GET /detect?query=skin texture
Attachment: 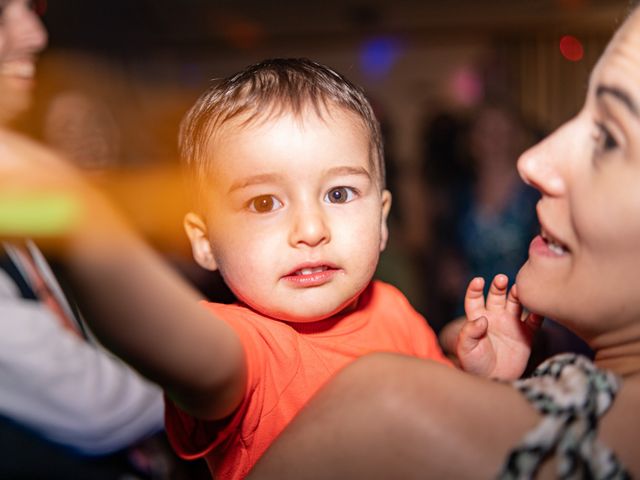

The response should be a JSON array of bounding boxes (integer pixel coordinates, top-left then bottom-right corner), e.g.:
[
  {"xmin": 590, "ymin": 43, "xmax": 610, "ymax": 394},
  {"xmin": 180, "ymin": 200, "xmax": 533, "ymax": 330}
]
[
  {"xmin": 0, "ymin": 0, "xmax": 47, "ymax": 125},
  {"xmin": 248, "ymin": 8, "xmax": 640, "ymax": 478},
  {"xmin": 185, "ymin": 106, "xmax": 391, "ymax": 323},
  {"xmin": 248, "ymin": 353, "xmax": 542, "ymax": 479}
]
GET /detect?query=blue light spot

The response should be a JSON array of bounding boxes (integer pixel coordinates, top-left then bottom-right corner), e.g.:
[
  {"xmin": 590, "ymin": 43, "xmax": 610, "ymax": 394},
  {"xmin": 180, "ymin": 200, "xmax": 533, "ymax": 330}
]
[{"xmin": 360, "ymin": 37, "xmax": 402, "ymax": 79}]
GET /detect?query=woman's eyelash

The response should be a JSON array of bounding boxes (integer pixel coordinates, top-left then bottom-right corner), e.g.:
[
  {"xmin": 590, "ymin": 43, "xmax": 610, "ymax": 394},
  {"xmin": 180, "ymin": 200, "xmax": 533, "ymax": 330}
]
[{"xmin": 595, "ymin": 123, "xmax": 618, "ymax": 152}]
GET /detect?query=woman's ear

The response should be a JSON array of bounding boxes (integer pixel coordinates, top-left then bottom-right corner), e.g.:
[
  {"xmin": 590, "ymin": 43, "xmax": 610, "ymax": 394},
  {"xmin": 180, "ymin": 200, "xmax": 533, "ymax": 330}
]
[{"xmin": 184, "ymin": 212, "xmax": 218, "ymax": 271}]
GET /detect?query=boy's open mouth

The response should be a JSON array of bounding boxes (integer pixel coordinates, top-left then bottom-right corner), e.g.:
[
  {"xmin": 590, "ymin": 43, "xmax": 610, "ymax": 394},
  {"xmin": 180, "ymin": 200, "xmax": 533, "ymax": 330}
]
[
  {"xmin": 282, "ymin": 264, "xmax": 340, "ymax": 286},
  {"xmin": 293, "ymin": 266, "xmax": 330, "ymax": 276}
]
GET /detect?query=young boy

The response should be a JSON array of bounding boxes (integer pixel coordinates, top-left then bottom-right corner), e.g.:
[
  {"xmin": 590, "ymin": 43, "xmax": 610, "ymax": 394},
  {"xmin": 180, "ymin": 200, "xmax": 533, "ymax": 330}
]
[{"xmin": 165, "ymin": 57, "xmax": 452, "ymax": 478}]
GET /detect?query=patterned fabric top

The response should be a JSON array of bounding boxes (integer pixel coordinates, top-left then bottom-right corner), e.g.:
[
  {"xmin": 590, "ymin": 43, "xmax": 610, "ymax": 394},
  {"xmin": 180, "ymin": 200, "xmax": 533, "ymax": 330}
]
[{"xmin": 498, "ymin": 353, "xmax": 631, "ymax": 480}]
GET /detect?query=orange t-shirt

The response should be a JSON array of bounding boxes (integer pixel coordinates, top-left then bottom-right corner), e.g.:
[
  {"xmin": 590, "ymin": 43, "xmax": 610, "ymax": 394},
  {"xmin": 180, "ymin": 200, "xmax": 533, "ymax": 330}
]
[{"xmin": 165, "ymin": 281, "xmax": 451, "ymax": 479}]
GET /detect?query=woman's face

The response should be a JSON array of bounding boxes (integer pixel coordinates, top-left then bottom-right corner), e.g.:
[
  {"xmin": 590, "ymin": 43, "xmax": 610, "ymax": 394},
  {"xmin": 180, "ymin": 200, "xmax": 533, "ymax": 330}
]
[
  {"xmin": 516, "ymin": 8, "xmax": 640, "ymax": 343},
  {"xmin": 0, "ymin": 0, "xmax": 47, "ymax": 125}
]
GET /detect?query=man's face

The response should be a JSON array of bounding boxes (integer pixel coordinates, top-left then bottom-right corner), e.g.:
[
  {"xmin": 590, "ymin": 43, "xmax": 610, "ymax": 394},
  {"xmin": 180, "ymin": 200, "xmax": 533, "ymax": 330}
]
[
  {"xmin": 0, "ymin": 0, "xmax": 47, "ymax": 125},
  {"xmin": 185, "ymin": 106, "xmax": 391, "ymax": 323}
]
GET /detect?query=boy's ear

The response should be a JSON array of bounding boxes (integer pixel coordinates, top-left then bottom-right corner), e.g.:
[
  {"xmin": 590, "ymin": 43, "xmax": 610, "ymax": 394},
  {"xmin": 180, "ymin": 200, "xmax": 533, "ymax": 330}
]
[
  {"xmin": 379, "ymin": 189, "xmax": 392, "ymax": 252},
  {"xmin": 184, "ymin": 212, "xmax": 218, "ymax": 271}
]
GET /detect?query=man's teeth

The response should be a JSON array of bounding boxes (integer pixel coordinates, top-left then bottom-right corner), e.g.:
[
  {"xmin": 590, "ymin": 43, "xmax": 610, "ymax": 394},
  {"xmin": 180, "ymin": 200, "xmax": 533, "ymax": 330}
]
[{"xmin": 296, "ymin": 266, "xmax": 328, "ymax": 275}]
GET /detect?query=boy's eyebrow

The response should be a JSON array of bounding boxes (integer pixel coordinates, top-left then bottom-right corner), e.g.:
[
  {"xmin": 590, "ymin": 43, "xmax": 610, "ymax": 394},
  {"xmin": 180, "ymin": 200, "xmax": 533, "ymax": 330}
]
[
  {"xmin": 228, "ymin": 173, "xmax": 285, "ymax": 193},
  {"xmin": 596, "ymin": 84, "xmax": 639, "ymax": 117},
  {"xmin": 228, "ymin": 166, "xmax": 372, "ymax": 194},
  {"xmin": 325, "ymin": 166, "xmax": 372, "ymax": 179}
]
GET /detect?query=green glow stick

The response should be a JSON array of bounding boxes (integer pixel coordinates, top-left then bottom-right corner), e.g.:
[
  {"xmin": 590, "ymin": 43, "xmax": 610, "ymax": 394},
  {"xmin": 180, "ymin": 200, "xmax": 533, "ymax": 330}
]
[{"xmin": 0, "ymin": 193, "xmax": 80, "ymax": 236}]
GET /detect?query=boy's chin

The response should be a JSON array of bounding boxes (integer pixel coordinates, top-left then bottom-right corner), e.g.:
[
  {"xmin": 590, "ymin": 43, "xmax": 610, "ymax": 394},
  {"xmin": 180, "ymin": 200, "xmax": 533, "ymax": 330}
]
[{"xmin": 267, "ymin": 297, "xmax": 360, "ymax": 324}]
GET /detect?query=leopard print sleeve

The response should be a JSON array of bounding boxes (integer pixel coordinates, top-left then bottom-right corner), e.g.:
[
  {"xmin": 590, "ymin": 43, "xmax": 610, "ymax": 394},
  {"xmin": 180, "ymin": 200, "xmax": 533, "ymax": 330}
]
[{"xmin": 498, "ymin": 353, "xmax": 630, "ymax": 480}]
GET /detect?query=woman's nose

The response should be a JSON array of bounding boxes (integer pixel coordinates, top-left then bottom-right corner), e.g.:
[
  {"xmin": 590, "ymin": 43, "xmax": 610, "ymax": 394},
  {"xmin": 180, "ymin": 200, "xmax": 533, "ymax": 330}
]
[{"xmin": 517, "ymin": 130, "xmax": 567, "ymax": 197}]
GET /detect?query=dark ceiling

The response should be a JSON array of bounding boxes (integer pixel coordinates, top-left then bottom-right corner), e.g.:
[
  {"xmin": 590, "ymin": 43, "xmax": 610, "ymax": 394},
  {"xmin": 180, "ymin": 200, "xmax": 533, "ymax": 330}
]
[{"xmin": 43, "ymin": 0, "xmax": 629, "ymax": 56}]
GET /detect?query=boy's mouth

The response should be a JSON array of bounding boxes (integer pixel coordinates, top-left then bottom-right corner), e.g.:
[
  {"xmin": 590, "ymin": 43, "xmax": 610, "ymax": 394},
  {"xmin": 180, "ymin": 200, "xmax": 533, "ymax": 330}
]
[
  {"xmin": 282, "ymin": 263, "xmax": 340, "ymax": 287},
  {"xmin": 293, "ymin": 266, "xmax": 330, "ymax": 276}
]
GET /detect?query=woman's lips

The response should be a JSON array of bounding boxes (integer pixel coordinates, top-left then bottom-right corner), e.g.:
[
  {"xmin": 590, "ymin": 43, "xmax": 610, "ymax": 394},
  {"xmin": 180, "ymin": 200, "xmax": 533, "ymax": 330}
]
[{"xmin": 529, "ymin": 234, "xmax": 568, "ymax": 257}]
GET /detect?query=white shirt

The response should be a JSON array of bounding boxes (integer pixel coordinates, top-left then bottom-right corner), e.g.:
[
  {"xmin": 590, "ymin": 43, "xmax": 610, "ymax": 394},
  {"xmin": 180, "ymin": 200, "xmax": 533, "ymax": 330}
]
[{"xmin": 0, "ymin": 242, "xmax": 164, "ymax": 455}]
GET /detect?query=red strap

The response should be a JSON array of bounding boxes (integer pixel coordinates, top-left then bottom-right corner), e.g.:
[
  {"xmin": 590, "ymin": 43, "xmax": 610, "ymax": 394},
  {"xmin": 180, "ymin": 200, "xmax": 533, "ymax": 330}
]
[{"xmin": 14, "ymin": 246, "xmax": 81, "ymax": 337}]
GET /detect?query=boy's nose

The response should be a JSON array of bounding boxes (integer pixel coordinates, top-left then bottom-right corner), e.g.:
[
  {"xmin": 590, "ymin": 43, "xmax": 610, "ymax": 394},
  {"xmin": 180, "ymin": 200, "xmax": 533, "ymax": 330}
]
[
  {"xmin": 288, "ymin": 204, "xmax": 330, "ymax": 248},
  {"xmin": 517, "ymin": 131, "xmax": 566, "ymax": 197}
]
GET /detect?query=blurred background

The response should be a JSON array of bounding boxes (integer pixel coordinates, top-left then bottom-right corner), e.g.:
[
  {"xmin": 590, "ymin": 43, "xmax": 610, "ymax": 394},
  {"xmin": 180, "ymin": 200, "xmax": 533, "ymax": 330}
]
[{"xmin": 19, "ymin": 0, "xmax": 631, "ymax": 330}]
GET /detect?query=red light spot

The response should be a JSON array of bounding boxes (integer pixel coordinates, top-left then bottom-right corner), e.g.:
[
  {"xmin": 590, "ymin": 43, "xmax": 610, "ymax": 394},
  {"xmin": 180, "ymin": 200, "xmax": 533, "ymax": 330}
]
[
  {"xmin": 33, "ymin": 0, "xmax": 47, "ymax": 16},
  {"xmin": 559, "ymin": 35, "xmax": 584, "ymax": 62}
]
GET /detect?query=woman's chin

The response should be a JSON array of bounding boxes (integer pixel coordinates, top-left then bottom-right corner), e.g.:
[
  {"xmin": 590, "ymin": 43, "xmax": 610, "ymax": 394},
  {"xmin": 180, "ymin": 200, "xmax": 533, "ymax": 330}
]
[{"xmin": 515, "ymin": 262, "xmax": 548, "ymax": 315}]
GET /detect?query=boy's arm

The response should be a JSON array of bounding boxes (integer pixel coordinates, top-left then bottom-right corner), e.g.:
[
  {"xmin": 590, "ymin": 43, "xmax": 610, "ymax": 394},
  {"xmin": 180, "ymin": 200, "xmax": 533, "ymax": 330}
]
[
  {"xmin": 0, "ymin": 127, "xmax": 246, "ymax": 421},
  {"xmin": 456, "ymin": 275, "xmax": 542, "ymax": 380}
]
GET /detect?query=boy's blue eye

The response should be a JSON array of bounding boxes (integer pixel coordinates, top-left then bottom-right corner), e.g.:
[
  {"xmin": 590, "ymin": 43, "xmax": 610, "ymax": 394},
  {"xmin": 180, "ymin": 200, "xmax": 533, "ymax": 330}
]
[
  {"xmin": 325, "ymin": 187, "xmax": 356, "ymax": 204},
  {"xmin": 248, "ymin": 195, "xmax": 282, "ymax": 213}
]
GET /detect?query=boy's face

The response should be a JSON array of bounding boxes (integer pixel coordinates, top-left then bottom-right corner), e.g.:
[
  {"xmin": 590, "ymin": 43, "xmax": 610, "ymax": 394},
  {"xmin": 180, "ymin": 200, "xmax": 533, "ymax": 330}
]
[{"xmin": 185, "ymin": 106, "xmax": 391, "ymax": 323}]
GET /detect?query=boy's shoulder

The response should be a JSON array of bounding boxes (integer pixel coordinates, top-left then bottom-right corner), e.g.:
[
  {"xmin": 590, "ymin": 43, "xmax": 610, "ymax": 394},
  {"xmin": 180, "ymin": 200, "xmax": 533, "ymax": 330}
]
[{"xmin": 363, "ymin": 280, "xmax": 418, "ymax": 314}]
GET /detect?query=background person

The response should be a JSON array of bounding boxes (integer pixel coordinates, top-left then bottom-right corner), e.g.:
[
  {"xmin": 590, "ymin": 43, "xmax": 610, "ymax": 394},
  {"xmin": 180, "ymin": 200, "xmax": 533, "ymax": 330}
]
[{"xmin": 0, "ymin": 2, "xmax": 199, "ymax": 478}]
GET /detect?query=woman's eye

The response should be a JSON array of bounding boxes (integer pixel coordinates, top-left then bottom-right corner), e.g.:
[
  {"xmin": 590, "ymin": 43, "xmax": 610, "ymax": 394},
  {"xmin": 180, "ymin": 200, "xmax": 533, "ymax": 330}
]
[
  {"xmin": 248, "ymin": 195, "xmax": 282, "ymax": 213},
  {"xmin": 595, "ymin": 123, "xmax": 618, "ymax": 154},
  {"xmin": 325, "ymin": 187, "xmax": 356, "ymax": 204}
]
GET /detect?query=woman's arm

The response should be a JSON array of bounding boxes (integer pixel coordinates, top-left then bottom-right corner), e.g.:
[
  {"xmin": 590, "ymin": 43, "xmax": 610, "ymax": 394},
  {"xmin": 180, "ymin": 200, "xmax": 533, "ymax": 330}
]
[{"xmin": 250, "ymin": 353, "xmax": 543, "ymax": 479}]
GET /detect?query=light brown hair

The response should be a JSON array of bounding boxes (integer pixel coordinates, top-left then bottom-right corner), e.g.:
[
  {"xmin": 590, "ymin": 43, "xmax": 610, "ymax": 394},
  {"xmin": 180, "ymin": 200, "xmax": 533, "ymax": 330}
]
[{"xmin": 179, "ymin": 58, "xmax": 385, "ymax": 208}]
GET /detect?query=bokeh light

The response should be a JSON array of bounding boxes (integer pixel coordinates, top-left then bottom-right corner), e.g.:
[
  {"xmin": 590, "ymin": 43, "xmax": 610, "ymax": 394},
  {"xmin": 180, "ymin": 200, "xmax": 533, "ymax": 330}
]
[
  {"xmin": 559, "ymin": 35, "xmax": 584, "ymax": 62},
  {"xmin": 34, "ymin": 0, "xmax": 47, "ymax": 16},
  {"xmin": 450, "ymin": 66, "xmax": 484, "ymax": 107},
  {"xmin": 359, "ymin": 36, "xmax": 403, "ymax": 80}
]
